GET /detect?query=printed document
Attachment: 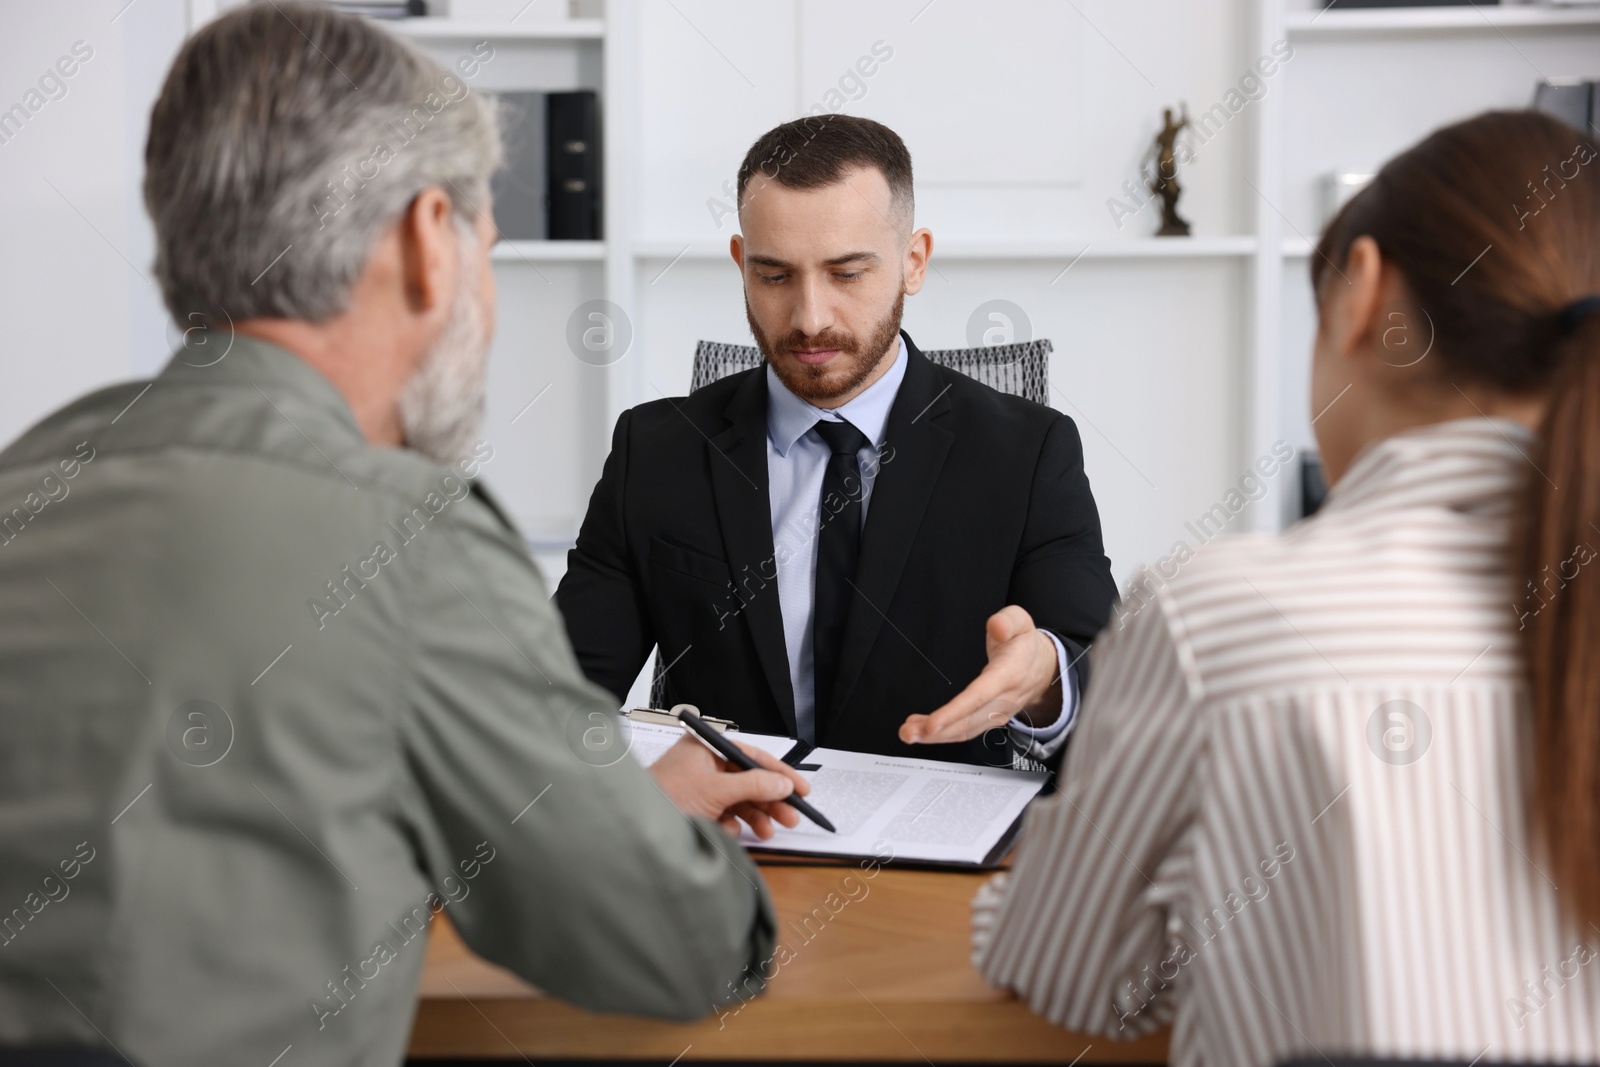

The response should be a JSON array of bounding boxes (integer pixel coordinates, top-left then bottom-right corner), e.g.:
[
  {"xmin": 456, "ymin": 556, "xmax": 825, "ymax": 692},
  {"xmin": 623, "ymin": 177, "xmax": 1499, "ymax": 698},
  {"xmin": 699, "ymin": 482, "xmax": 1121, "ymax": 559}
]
[{"xmin": 738, "ymin": 747, "xmax": 1047, "ymax": 865}]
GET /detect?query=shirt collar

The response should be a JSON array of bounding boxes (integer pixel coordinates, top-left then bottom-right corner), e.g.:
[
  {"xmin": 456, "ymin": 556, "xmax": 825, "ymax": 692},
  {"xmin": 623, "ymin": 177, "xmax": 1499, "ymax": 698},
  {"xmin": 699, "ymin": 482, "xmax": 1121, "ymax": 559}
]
[
  {"xmin": 156, "ymin": 332, "xmax": 365, "ymax": 445},
  {"xmin": 766, "ymin": 335, "xmax": 908, "ymax": 457},
  {"xmin": 1322, "ymin": 415, "xmax": 1537, "ymax": 520}
]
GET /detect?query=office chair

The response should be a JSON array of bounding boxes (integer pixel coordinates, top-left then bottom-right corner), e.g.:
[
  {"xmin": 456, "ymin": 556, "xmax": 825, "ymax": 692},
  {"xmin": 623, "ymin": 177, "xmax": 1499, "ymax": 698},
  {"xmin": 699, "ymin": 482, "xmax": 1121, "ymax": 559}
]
[{"xmin": 646, "ymin": 337, "xmax": 1055, "ymax": 734}]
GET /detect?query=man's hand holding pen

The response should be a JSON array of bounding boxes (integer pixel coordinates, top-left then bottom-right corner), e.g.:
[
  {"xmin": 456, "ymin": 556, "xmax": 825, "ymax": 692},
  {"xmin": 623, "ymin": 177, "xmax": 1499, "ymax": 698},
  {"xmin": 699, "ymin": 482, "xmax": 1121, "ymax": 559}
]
[{"xmin": 650, "ymin": 734, "xmax": 813, "ymax": 840}]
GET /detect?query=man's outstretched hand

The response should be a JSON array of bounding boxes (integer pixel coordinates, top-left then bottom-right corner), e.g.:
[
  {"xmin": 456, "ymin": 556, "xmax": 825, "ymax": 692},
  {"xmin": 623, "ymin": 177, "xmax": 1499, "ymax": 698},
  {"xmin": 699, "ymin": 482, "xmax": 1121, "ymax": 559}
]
[
  {"xmin": 898, "ymin": 605, "xmax": 1062, "ymax": 745},
  {"xmin": 649, "ymin": 734, "xmax": 812, "ymax": 840}
]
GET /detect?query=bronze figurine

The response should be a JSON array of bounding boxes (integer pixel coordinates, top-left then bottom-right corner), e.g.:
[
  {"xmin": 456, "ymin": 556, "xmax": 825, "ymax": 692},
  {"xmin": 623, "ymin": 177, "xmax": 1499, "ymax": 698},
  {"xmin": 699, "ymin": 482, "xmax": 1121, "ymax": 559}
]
[{"xmin": 1146, "ymin": 105, "xmax": 1192, "ymax": 237}]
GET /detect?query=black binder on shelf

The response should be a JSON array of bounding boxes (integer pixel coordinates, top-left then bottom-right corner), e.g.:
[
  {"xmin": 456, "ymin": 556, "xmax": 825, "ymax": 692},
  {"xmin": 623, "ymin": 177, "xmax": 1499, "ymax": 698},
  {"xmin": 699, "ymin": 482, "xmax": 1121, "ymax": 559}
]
[{"xmin": 547, "ymin": 90, "xmax": 601, "ymax": 240}]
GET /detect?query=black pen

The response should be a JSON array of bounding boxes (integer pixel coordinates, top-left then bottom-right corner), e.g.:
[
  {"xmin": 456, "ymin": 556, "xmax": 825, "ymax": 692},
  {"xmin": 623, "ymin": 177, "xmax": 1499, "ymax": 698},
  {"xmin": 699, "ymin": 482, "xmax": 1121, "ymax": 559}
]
[{"xmin": 675, "ymin": 706, "xmax": 835, "ymax": 833}]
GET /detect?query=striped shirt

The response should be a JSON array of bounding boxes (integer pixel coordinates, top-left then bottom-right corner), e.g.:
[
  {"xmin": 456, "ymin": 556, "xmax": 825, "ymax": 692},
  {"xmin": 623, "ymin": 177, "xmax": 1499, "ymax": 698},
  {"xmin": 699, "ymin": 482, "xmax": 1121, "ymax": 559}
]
[{"xmin": 972, "ymin": 417, "xmax": 1600, "ymax": 1067}]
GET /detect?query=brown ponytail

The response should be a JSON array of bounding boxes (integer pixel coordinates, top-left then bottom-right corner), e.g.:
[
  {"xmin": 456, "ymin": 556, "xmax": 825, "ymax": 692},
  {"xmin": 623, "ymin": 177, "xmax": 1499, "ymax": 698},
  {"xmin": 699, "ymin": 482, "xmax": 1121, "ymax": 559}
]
[
  {"xmin": 1522, "ymin": 309, "xmax": 1600, "ymax": 930},
  {"xmin": 1311, "ymin": 111, "xmax": 1600, "ymax": 929}
]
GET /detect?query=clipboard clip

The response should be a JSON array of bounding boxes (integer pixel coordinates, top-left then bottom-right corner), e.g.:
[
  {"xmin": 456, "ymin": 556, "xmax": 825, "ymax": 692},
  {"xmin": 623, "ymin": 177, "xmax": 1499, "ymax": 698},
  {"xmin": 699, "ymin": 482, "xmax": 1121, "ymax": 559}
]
[{"xmin": 626, "ymin": 706, "xmax": 739, "ymax": 732}]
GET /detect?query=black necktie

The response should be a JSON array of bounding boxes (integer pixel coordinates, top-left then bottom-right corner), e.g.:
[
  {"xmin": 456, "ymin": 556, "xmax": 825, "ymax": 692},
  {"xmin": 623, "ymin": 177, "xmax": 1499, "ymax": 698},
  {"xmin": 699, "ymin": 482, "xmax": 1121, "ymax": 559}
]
[{"xmin": 811, "ymin": 418, "xmax": 871, "ymax": 743}]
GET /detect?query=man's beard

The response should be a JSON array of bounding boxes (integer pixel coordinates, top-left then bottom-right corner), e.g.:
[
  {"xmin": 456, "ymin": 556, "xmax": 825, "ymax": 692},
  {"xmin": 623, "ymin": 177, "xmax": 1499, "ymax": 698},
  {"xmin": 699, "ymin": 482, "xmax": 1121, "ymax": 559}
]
[
  {"xmin": 747, "ymin": 291, "xmax": 904, "ymax": 405},
  {"xmin": 398, "ymin": 231, "xmax": 490, "ymax": 467}
]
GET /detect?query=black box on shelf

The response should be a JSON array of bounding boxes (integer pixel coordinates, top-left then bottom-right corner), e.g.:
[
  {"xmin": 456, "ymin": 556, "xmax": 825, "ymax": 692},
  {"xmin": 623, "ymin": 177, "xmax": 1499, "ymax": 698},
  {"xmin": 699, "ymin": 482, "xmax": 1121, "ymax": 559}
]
[
  {"xmin": 1533, "ymin": 79, "xmax": 1597, "ymax": 138},
  {"xmin": 490, "ymin": 91, "xmax": 548, "ymax": 241},
  {"xmin": 1301, "ymin": 454, "xmax": 1328, "ymax": 519},
  {"xmin": 547, "ymin": 90, "xmax": 601, "ymax": 241},
  {"xmin": 1534, "ymin": 80, "xmax": 1590, "ymax": 133},
  {"xmin": 327, "ymin": 0, "xmax": 426, "ymax": 17}
]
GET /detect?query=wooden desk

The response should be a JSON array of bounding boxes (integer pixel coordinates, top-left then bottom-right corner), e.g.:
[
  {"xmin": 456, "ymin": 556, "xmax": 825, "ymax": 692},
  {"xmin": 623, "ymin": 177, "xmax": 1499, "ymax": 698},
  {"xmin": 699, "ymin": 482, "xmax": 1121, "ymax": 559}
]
[{"xmin": 407, "ymin": 863, "xmax": 1169, "ymax": 1062}]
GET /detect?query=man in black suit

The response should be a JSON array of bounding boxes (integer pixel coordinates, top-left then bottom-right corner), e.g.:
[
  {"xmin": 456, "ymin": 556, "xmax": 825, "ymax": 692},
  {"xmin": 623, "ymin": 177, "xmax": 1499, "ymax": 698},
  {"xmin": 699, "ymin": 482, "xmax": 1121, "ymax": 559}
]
[{"xmin": 556, "ymin": 115, "xmax": 1116, "ymax": 766}]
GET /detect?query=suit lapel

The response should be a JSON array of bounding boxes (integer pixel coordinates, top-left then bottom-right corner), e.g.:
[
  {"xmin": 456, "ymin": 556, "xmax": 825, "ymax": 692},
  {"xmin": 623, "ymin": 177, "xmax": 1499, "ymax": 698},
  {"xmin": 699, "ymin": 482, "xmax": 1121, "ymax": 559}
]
[
  {"xmin": 707, "ymin": 369, "xmax": 798, "ymax": 735},
  {"xmin": 820, "ymin": 335, "xmax": 954, "ymax": 738}
]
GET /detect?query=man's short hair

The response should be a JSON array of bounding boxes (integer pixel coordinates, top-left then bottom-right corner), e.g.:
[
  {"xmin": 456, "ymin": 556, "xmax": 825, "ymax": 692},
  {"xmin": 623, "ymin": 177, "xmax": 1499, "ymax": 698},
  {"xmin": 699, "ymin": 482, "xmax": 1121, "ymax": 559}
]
[
  {"xmin": 143, "ymin": 1, "xmax": 503, "ymax": 328},
  {"xmin": 735, "ymin": 114, "xmax": 913, "ymax": 231}
]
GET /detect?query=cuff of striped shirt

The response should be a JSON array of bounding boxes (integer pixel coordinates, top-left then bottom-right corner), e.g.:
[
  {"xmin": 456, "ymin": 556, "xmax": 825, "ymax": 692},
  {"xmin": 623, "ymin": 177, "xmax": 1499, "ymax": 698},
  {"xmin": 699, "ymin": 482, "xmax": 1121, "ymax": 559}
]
[
  {"xmin": 969, "ymin": 870, "xmax": 1011, "ymax": 970},
  {"xmin": 1004, "ymin": 630, "xmax": 1078, "ymax": 761}
]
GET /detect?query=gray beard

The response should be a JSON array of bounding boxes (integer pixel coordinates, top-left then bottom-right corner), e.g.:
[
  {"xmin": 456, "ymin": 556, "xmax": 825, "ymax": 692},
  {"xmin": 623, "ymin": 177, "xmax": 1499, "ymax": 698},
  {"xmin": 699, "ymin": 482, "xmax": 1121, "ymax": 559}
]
[{"xmin": 398, "ymin": 236, "xmax": 489, "ymax": 467}]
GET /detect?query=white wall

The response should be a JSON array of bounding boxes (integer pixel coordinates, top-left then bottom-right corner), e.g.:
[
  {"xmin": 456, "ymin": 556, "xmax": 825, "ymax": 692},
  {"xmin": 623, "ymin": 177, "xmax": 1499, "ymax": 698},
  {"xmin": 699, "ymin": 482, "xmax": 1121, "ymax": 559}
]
[
  {"xmin": 0, "ymin": 1, "xmax": 186, "ymax": 444},
  {"xmin": 632, "ymin": 0, "xmax": 1254, "ymax": 246}
]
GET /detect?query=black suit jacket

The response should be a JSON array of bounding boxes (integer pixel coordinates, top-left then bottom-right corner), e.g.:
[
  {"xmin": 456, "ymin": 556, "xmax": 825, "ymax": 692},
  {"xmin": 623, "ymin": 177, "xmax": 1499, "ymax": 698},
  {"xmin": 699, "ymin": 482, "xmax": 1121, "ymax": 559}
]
[{"xmin": 555, "ymin": 333, "xmax": 1117, "ymax": 765}]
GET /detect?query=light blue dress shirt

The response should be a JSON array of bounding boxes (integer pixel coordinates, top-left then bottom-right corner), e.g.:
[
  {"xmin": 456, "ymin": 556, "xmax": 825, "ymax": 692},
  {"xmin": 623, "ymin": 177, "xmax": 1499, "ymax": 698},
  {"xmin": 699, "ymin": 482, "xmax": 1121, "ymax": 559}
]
[{"xmin": 764, "ymin": 336, "xmax": 1077, "ymax": 758}]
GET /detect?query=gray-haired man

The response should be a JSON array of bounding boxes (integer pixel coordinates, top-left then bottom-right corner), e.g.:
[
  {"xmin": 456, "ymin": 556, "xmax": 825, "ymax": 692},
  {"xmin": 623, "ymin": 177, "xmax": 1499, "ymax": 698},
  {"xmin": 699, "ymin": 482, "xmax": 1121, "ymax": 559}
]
[{"xmin": 0, "ymin": 5, "xmax": 807, "ymax": 1065}]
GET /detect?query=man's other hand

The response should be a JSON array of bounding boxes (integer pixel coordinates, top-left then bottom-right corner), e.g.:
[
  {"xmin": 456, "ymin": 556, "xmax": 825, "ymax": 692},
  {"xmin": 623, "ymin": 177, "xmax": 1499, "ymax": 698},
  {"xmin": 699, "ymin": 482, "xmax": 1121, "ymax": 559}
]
[
  {"xmin": 898, "ymin": 605, "xmax": 1062, "ymax": 745},
  {"xmin": 649, "ymin": 734, "xmax": 812, "ymax": 840}
]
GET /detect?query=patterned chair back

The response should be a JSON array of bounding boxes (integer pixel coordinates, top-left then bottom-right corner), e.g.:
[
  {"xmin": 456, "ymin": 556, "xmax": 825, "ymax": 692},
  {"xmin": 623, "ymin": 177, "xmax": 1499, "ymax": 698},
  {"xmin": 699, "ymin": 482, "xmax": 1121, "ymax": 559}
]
[{"xmin": 688, "ymin": 338, "xmax": 1052, "ymax": 406}]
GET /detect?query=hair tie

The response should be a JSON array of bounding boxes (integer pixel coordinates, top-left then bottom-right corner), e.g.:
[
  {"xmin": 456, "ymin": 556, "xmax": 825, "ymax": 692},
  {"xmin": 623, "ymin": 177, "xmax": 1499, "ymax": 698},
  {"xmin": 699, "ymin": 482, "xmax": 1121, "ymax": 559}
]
[{"xmin": 1559, "ymin": 295, "xmax": 1600, "ymax": 334}]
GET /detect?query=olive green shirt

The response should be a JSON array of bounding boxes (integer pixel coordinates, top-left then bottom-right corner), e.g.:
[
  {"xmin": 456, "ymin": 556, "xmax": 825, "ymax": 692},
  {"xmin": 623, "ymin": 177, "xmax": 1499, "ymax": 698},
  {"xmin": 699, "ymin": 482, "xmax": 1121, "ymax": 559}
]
[{"xmin": 0, "ymin": 336, "xmax": 774, "ymax": 1066}]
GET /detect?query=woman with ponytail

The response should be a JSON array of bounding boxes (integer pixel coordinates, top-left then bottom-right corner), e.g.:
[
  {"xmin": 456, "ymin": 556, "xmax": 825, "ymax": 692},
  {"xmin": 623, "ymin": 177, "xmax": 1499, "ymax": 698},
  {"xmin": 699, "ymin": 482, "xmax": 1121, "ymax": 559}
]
[{"xmin": 965, "ymin": 111, "xmax": 1600, "ymax": 1065}]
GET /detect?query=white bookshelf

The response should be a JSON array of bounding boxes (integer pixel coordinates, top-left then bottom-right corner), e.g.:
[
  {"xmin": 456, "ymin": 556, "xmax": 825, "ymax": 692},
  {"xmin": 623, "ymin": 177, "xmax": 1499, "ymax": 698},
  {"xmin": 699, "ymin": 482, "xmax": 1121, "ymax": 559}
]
[
  {"xmin": 180, "ymin": 0, "xmax": 1600, "ymax": 552},
  {"xmin": 1252, "ymin": 0, "xmax": 1600, "ymax": 529},
  {"xmin": 1286, "ymin": 5, "xmax": 1600, "ymax": 33}
]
